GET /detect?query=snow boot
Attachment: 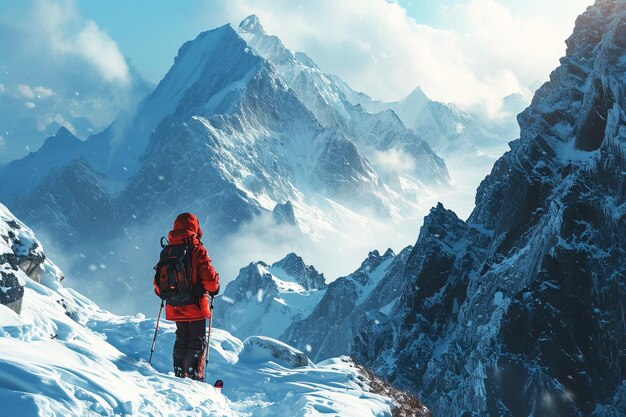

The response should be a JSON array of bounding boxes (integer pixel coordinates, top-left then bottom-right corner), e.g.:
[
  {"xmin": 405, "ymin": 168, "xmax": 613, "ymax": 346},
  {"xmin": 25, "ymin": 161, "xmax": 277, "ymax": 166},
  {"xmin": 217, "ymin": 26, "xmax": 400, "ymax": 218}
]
[
  {"xmin": 186, "ymin": 348, "xmax": 206, "ymax": 381},
  {"xmin": 173, "ymin": 354, "xmax": 187, "ymax": 378}
]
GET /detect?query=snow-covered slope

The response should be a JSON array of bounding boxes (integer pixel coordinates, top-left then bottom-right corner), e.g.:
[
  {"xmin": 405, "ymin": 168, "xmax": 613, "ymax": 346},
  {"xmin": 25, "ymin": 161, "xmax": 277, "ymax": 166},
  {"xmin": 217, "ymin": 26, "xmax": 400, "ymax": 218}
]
[
  {"xmin": 352, "ymin": 1, "xmax": 626, "ymax": 415},
  {"xmin": 0, "ymin": 203, "xmax": 425, "ymax": 416},
  {"xmin": 215, "ymin": 253, "xmax": 326, "ymax": 339}
]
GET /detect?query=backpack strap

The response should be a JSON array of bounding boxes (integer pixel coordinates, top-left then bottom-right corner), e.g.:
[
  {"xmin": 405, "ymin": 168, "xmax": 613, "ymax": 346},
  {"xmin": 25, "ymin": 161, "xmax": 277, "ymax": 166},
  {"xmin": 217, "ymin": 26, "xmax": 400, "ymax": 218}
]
[{"xmin": 183, "ymin": 243, "xmax": 194, "ymax": 290}]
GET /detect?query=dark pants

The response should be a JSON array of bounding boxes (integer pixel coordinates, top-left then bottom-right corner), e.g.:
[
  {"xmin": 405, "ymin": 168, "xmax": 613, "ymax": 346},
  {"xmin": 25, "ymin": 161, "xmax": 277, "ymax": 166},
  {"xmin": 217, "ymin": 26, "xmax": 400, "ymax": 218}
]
[
  {"xmin": 174, "ymin": 320, "xmax": 206, "ymax": 352},
  {"xmin": 173, "ymin": 319, "xmax": 207, "ymax": 379}
]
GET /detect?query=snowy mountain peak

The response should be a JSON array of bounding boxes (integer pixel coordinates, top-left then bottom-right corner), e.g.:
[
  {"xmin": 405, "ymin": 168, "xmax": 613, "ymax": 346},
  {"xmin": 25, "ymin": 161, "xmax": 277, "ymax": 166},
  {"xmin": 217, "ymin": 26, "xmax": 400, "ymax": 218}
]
[
  {"xmin": 51, "ymin": 126, "xmax": 77, "ymax": 141},
  {"xmin": 281, "ymin": 245, "xmax": 412, "ymax": 362},
  {"xmin": 271, "ymin": 252, "xmax": 326, "ymax": 291},
  {"xmin": 215, "ymin": 253, "xmax": 326, "ymax": 339},
  {"xmin": 239, "ymin": 14, "xmax": 266, "ymax": 35},
  {"xmin": 403, "ymin": 85, "xmax": 430, "ymax": 104},
  {"xmin": 294, "ymin": 51, "xmax": 318, "ymax": 68},
  {"xmin": 358, "ymin": 248, "xmax": 395, "ymax": 275},
  {"xmin": 2, "ymin": 13, "xmax": 448, "ymax": 314}
]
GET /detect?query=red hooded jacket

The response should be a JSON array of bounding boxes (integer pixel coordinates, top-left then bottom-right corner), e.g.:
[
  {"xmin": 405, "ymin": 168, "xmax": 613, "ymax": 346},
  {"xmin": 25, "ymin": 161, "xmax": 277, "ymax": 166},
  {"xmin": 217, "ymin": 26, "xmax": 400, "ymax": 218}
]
[{"xmin": 153, "ymin": 213, "xmax": 220, "ymax": 321}]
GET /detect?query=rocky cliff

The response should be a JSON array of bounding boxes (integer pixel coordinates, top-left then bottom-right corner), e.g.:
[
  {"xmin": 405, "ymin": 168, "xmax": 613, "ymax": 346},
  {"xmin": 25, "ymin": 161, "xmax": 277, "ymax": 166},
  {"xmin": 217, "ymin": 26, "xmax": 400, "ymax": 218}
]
[
  {"xmin": 354, "ymin": 1, "xmax": 626, "ymax": 415},
  {"xmin": 0, "ymin": 204, "xmax": 62, "ymax": 314}
]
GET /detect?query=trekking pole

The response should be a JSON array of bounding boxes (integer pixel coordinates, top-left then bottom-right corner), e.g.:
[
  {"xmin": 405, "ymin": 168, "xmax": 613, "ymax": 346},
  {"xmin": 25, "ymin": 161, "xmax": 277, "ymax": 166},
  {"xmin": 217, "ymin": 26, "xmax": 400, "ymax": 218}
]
[
  {"xmin": 149, "ymin": 299, "xmax": 165, "ymax": 365},
  {"xmin": 204, "ymin": 296, "xmax": 215, "ymax": 383}
]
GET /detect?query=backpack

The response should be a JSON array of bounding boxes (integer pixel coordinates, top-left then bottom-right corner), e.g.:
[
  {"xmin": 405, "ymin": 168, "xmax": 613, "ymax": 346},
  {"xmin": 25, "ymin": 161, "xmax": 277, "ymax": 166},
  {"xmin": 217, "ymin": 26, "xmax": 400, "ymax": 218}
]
[{"xmin": 154, "ymin": 237, "xmax": 199, "ymax": 306}]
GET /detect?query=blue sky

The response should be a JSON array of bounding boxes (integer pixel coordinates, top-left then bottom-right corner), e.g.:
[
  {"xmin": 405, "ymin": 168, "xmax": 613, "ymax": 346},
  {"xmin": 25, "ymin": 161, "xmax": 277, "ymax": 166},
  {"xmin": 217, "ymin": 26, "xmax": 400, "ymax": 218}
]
[
  {"xmin": 0, "ymin": 0, "xmax": 592, "ymax": 162},
  {"xmin": 71, "ymin": 0, "xmax": 458, "ymax": 84}
]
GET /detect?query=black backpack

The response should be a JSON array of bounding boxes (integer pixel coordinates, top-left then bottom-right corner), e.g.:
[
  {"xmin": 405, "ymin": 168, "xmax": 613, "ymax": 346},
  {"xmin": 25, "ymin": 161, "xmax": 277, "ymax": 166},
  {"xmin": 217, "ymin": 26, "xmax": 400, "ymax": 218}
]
[{"xmin": 154, "ymin": 237, "xmax": 199, "ymax": 306}]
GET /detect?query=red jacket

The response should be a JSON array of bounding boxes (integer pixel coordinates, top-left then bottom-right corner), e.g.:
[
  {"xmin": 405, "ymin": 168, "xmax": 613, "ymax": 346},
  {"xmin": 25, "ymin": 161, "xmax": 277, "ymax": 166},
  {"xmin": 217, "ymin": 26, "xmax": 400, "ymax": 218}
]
[{"xmin": 153, "ymin": 213, "xmax": 220, "ymax": 321}]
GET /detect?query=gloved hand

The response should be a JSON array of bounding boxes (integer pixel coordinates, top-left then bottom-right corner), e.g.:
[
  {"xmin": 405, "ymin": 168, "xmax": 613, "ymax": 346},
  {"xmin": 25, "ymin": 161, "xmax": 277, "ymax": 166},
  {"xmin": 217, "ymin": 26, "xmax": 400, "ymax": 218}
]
[{"xmin": 208, "ymin": 286, "xmax": 220, "ymax": 297}]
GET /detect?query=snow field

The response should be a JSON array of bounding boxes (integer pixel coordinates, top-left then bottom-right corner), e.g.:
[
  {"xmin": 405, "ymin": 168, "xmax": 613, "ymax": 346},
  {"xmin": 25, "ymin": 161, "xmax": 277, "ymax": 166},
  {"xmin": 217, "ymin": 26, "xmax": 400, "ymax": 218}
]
[{"xmin": 1, "ymin": 277, "xmax": 395, "ymax": 416}]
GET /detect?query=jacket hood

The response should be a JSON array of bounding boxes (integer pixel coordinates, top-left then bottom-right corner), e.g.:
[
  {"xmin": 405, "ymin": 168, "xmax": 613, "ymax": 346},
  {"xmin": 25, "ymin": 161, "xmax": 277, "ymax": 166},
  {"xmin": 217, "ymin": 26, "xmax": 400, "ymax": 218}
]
[{"xmin": 168, "ymin": 213, "xmax": 203, "ymax": 244}]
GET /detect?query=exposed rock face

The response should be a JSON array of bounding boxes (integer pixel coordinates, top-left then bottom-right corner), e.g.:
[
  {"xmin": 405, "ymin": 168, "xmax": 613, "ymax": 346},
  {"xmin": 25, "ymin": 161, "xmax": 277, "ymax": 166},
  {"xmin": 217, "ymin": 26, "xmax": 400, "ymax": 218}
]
[
  {"xmin": 0, "ymin": 204, "xmax": 56, "ymax": 314},
  {"xmin": 272, "ymin": 252, "xmax": 326, "ymax": 291},
  {"xmin": 354, "ymin": 1, "xmax": 626, "ymax": 415},
  {"xmin": 272, "ymin": 201, "xmax": 298, "ymax": 226},
  {"xmin": 282, "ymin": 247, "xmax": 412, "ymax": 362}
]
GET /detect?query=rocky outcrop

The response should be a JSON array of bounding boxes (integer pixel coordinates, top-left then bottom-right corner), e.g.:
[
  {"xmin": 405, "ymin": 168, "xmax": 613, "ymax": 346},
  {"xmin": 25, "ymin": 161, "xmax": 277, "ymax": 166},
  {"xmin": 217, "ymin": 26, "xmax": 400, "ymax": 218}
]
[
  {"xmin": 271, "ymin": 252, "xmax": 326, "ymax": 291},
  {"xmin": 0, "ymin": 204, "xmax": 56, "ymax": 314},
  {"xmin": 354, "ymin": 1, "xmax": 626, "ymax": 415},
  {"xmin": 272, "ymin": 201, "xmax": 298, "ymax": 226},
  {"xmin": 239, "ymin": 336, "xmax": 313, "ymax": 368}
]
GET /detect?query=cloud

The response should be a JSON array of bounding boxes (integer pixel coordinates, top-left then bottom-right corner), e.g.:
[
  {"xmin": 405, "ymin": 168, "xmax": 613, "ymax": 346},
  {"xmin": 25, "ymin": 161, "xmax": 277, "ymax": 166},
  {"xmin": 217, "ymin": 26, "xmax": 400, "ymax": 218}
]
[
  {"xmin": 215, "ymin": 0, "xmax": 588, "ymax": 112},
  {"xmin": 18, "ymin": 84, "xmax": 35, "ymax": 99},
  {"xmin": 371, "ymin": 147, "xmax": 416, "ymax": 175},
  {"xmin": 0, "ymin": 0, "xmax": 151, "ymax": 164},
  {"xmin": 34, "ymin": 0, "xmax": 130, "ymax": 85},
  {"xmin": 0, "ymin": 84, "xmax": 5, "ymax": 94},
  {"xmin": 216, "ymin": 212, "xmax": 309, "ymax": 283},
  {"xmin": 33, "ymin": 86, "xmax": 54, "ymax": 98},
  {"xmin": 0, "ymin": 135, "xmax": 4, "ymax": 149},
  {"xmin": 36, "ymin": 113, "xmax": 76, "ymax": 133},
  {"xmin": 74, "ymin": 21, "xmax": 130, "ymax": 84}
]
